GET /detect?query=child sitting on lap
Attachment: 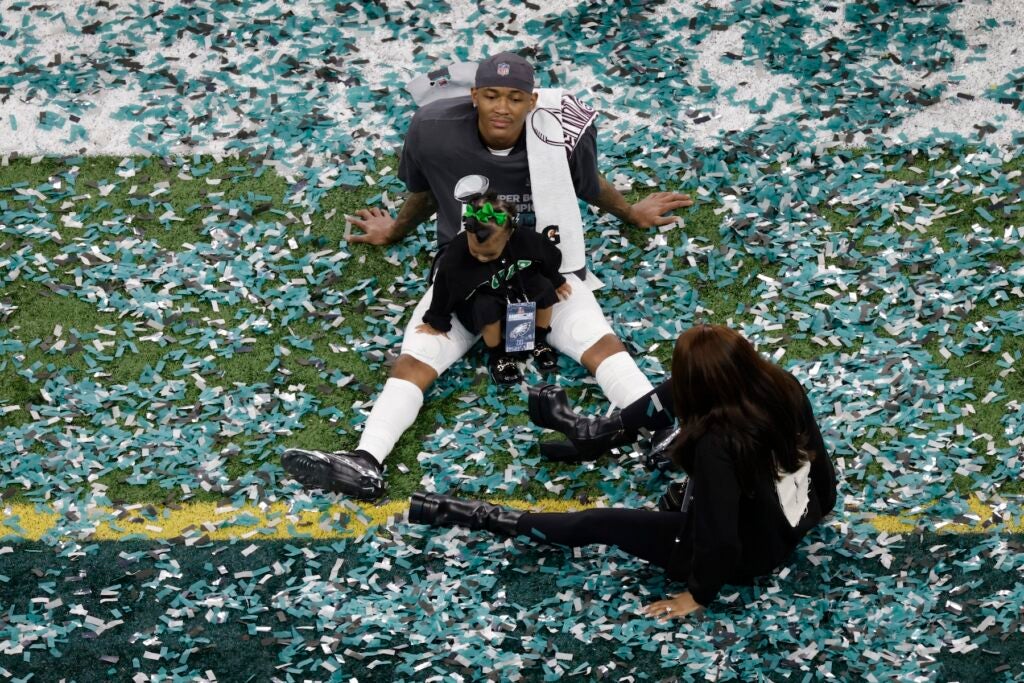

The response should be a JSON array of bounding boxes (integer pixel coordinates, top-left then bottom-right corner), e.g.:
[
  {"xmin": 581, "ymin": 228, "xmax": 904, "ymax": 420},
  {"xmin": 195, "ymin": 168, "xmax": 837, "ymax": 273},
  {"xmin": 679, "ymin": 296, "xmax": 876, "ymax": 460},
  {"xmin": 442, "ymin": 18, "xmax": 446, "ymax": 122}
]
[{"xmin": 417, "ymin": 193, "xmax": 572, "ymax": 384}]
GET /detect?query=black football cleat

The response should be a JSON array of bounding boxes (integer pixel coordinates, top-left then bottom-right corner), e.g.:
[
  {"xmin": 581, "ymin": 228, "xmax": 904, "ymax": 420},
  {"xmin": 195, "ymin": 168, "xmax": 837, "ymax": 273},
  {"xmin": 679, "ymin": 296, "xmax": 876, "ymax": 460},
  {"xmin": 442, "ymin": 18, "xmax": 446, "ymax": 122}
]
[{"xmin": 281, "ymin": 448, "xmax": 385, "ymax": 501}]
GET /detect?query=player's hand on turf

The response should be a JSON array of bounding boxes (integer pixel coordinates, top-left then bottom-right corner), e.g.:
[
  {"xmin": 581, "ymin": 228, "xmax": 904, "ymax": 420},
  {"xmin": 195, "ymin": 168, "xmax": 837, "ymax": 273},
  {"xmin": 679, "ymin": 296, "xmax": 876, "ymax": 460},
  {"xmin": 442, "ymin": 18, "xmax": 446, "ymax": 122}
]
[
  {"xmin": 627, "ymin": 191, "xmax": 694, "ymax": 229},
  {"xmin": 415, "ymin": 323, "xmax": 448, "ymax": 337},
  {"xmin": 346, "ymin": 208, "xmax": 396, "ymax": 245},
  {"xmin": 556, "ymin": 282, "xmax": 573, "ymax": 300},
  {"xmin": 639, "ymin": 591, "xmax": 703, "ymax": 621}
]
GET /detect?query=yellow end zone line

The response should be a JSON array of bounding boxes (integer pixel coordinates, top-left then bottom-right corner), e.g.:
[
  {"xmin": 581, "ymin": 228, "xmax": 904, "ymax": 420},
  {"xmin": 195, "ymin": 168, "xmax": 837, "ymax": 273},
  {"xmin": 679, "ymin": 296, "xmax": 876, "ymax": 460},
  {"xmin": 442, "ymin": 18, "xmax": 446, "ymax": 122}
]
[
  {"xmin": 0, "ymin": 498, "xmax": 589, "ymax": 542},
  {"xmin": 1, "ymin": 495, "xmax": 1019, "ymax": 542}
]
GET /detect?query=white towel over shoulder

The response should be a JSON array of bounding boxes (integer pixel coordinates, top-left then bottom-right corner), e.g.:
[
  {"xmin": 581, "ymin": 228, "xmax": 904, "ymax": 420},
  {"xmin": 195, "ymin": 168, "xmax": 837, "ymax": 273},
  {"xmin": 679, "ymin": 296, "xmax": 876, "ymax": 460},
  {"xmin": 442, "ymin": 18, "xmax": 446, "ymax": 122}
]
[{"xmin": 526, "ymin": 88, "xmax": 600, "ymax": 288}]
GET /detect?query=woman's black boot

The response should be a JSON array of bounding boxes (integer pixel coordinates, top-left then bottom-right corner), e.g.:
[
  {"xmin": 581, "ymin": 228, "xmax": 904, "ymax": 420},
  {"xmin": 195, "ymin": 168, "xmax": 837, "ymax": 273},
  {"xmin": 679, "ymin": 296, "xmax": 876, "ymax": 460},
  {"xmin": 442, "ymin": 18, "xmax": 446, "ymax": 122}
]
[
  {"xmin": 527, "ymin": 384, "xmax": 636, "ymax": 460},
  {"xmin": 409, "ymin": 491, "xmax": 524, "ymax": 536}
]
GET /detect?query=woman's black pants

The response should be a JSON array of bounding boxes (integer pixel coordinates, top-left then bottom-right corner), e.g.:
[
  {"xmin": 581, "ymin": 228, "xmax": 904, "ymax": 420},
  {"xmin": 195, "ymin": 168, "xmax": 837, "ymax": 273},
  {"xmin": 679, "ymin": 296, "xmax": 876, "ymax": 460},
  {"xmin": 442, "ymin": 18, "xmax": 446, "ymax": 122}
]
[{"xmin": 516, "ymin": 508, "xmax": 687, "ymax": 572}]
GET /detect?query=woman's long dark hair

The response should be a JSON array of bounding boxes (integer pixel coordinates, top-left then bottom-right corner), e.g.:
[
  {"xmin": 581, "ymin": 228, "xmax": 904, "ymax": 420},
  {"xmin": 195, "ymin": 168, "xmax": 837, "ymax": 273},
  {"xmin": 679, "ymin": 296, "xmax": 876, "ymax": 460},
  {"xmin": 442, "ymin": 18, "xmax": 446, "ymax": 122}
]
[{"xmin": 670, "ymin": 324, "xmax": 813, "ymax": 495}]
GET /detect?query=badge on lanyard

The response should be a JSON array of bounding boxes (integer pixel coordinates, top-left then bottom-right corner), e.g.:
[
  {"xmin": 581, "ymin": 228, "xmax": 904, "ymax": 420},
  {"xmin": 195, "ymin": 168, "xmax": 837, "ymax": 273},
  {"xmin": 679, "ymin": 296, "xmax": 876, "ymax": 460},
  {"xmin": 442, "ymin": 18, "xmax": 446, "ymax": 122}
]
[{"xmin": 505, "ymin": 301, "xmax": 537, "ymax": 353}]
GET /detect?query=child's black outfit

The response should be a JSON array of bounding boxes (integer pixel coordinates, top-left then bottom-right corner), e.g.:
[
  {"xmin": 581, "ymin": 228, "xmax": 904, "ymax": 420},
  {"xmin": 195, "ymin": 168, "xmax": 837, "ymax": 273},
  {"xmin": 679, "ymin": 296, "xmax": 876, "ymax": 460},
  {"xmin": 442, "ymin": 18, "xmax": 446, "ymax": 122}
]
[{"xmin": 423, "ymin": 228, "xmax": 565, "ymax": 382}]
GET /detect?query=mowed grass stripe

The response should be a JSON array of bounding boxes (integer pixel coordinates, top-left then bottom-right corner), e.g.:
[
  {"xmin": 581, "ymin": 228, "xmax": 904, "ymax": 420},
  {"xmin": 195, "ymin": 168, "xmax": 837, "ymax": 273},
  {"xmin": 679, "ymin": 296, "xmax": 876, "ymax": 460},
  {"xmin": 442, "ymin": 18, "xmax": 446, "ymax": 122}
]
[{"xmin": 1, "ymin": 494, "xmax": 1015, "ymax": 541}]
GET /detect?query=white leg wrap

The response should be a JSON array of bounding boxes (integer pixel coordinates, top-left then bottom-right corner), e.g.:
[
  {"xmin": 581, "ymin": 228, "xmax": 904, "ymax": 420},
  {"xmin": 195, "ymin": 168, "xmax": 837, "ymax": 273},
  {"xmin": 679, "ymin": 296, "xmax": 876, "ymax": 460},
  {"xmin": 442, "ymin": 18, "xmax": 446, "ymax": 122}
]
[
  {"xmin": 400, "ymin": 285, "xmax": 478, "ymax": 374},
  {"xmin": 547, "ymin": 273, "xmax": 616, "ymax": 363},
  {"xmin": 594, "ymin": 351, "xmax": 655, "ymax": 409},
  {"xmin": 357, "ymin": 378, "xmax": 424, "ymax": 463}
]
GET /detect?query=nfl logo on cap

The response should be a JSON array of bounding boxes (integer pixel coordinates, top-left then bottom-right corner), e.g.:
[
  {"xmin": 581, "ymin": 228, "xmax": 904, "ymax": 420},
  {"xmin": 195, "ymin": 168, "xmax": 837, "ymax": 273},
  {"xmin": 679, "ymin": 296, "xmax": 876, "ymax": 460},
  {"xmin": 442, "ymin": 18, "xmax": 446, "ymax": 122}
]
[{"xmin": 497, "ymin": 62, "xmax": 510, "ymax": 76}]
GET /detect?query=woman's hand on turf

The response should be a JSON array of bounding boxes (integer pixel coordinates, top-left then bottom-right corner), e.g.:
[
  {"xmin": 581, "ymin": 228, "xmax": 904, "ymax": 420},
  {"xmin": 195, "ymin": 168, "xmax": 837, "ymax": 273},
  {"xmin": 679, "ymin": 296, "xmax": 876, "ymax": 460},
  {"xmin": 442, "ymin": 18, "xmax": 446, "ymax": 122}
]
[
  {"xmin": 627, "ymin": 191, "xmax": 694, "ymax": 228},
  {"xmin": 416, "ymin": 323, "xmax": 448, "ymax": 337},
  {"xmin": 640, "ymin": 591, "xmax": 703, "ymax": 621},
  {"xmin": 556, "ymin": 282, "xmax": 573, "ymax": 300},
  {"xmin": 346, "ymin": 208, "xmax": 396, "ymax": 245}
]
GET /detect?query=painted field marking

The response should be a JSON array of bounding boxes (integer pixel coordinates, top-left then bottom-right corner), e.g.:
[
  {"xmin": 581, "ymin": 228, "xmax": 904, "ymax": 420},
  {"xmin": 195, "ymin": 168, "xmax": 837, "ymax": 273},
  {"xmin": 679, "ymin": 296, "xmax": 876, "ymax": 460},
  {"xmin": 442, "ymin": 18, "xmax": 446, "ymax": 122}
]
[{"xmin": 2, "ymin": 495, "xmax": 1018, "ymax": 541}]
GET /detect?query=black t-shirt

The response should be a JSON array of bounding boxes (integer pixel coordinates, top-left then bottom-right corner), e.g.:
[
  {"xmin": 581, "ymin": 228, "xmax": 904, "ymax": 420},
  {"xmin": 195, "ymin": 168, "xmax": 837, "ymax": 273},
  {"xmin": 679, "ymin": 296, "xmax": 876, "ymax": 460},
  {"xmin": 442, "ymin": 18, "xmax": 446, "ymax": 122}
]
[{"xmin": 398, "ymin": 96, "xmax": 601, "ymax": 250}]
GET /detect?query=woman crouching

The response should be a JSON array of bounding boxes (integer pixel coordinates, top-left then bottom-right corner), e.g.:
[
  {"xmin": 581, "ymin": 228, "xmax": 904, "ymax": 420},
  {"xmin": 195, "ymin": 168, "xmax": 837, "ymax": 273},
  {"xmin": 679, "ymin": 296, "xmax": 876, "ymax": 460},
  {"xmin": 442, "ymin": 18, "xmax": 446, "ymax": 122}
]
[{"xmin": 408, "ymin": 324, "xmax": 837, "ymax": 617}]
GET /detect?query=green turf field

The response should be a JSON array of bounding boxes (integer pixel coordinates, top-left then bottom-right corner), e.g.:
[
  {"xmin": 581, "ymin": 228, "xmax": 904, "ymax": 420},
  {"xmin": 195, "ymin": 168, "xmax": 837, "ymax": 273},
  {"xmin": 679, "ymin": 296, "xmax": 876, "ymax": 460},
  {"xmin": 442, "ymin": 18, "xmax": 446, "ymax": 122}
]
[
  {"xmin": 2, "ymin": 153, "xmax": 1021, "ymax": 502},
  {"xmin": 2, "ymin": 152, "xmax": 1024, "ymax": 680}
]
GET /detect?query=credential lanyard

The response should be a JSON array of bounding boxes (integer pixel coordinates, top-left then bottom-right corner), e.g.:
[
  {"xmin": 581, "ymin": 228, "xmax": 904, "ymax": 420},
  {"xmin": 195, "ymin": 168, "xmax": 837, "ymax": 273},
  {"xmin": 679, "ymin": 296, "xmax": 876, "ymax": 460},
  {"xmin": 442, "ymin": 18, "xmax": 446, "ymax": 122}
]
[{"xmin": 505, "ymin": 301, "xmax": 536, "ymax": 353}]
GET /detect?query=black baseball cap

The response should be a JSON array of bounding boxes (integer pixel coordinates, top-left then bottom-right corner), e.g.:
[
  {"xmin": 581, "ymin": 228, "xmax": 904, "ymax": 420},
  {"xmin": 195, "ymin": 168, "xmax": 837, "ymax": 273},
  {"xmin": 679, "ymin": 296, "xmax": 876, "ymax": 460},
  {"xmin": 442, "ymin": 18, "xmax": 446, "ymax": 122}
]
[{"xmin": 475, "ymin": 52, "xmax": 534, "ymax": 94}]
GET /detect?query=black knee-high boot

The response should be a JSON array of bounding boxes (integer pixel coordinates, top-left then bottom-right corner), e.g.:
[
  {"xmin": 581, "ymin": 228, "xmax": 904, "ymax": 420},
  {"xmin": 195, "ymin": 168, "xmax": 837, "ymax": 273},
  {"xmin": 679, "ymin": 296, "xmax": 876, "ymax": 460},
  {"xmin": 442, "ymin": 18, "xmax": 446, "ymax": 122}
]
[
  {"xmin": 527, "ymin": 384, "xmax": 636, "ymax": 461},
  {"xmin": 409, "ymin": 492, "xmax": 524, "ymax": 536}
]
